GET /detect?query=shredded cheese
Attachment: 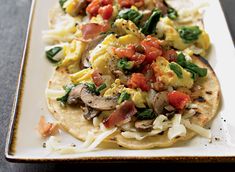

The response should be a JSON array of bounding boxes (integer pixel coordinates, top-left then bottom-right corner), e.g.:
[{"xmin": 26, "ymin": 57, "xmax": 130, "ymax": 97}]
[
  {"xmin": 182, "ymin": 119, "xmax": 211, "ymax": 139},
  {"xmin": 45, "ymin": 89, "xmax": 66, "ymax": 99}
]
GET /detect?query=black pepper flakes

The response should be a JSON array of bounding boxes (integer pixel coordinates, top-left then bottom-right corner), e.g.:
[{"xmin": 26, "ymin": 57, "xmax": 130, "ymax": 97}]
[{"xmin": 42, "ymin": 142, "xmax": 46, "ymax": 148}]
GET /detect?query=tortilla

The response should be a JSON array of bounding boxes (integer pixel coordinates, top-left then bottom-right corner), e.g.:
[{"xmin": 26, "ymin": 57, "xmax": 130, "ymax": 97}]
[
  {"xmin": 47, "ymin": 68, "xmax": 94, "ymax": 141},
  {"xmin": 46, "ymin": 56, "xmax": 220, "ymax": 149},
  {"xmin": 115, "ymin": 56, "xmax": 221, "ymax": 149}
]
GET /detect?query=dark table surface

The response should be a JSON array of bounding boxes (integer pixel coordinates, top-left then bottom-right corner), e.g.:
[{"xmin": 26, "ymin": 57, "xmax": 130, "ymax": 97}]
[{"xmin": 0, "ymin": 0, "xmax": 234, "ymax": 171}]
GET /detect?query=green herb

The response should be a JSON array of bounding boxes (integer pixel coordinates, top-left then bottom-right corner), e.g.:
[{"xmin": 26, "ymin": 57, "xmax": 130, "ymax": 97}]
[
  {"xmin": 176, "ymin": 53, "xmax": 207, "ymax": 79},
  {"xmin": 176, "ymin": 53, "xmax": 187, "ymax": 67},
  {"xmin": 167, "ymin": 7, "xmax": 178, "ymax": 20},
  {"xmin": 85, "ymin": 83, "xmax": 107, "ymax": 95},
  {"xmin": 96, "ymin": 83, "xmax": 107, "ymax": 94},
  {"xmin": 177, "ymin": 26, "xmax": 202, "ymax": 44},
  {"xmin": 185, "ymin": 62, "xmax": 207, "ymax": 77},
  {"xmin": 117, "ymin": 58, "xmax": 134, "ymax": 71},
  {"xmin": 85, "ymin": 83, "xmax": 97, "ymax": 94},
  {"xmin": 136, "ymin": 109, "xmax": 155, "ymax": 120},
  {"xmin": 46, "ymin": 47, "xmax": 62, "ymax": 63},
  {"xmin": 141, "ymin": 9, "xmax": 162, "ymax": 35},
  {"xmin": 169, "ymin": 63, "xmax": 183, "ymax": 78},
  {"xmin": 117, "ymin": 9, "xmax": 143, "ymax": 26},
  {"xmin": 56, "ymin": 84, "xmax": 75, "ymax": 104},
  {"xmin": 118, "ymin": 91, "xmax": 131, "ymax": 104},
  {"xmin": 59, "ymin": 0, "xmax": 67, "ymax": 10}
]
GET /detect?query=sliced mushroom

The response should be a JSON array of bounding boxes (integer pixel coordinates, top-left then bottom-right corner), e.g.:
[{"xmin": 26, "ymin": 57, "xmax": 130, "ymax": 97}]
[
  {"xmin": 67, "ymin": 84, "xmax": 85, "ymax": 105},
  {"xmin": 80, "ymin": 87, "xmax": 118, "ymax": 110},
  {"xmin": 153, "ymin": 91, "xmax": 169, "ymax": 115},
  {"xmin": 135, "ymin": 120, "xmax": 153, "ymax": 132},
  {"xmin": 82, "ymin": 106, "xmax": 100, "ymax": 120}
]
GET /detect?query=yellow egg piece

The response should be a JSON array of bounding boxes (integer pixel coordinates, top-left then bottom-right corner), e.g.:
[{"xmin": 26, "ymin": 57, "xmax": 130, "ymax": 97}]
[{"xmin": 118, "ymin": 34, "xmax": 140, "ymax": 46}]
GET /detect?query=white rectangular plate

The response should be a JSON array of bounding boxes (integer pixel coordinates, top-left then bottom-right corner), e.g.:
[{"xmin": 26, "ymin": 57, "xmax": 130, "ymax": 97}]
[{"xmin": 5, "ymin": 0, "xmax": 235, "ymax": 162}]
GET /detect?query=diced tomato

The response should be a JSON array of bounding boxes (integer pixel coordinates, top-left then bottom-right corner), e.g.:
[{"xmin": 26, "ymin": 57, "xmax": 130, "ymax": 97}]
[
  {"xmin": 118, "ymin": 0, "xmax": 144, "ymax": 8},
  {"xmin": 86, "ymin": 0, "xmax": 100, "ymax": 17},
  {"xmin": 81, "ymin": 23, "xmax": 109, "ymax": 40},
  {"xmin": 141, "ymin": 36, "xmax": 163, "ymax": 63},
  {"xmin": 128, "ymin": 73, "xmax": 150, "ymax": 91},
  {"xmin": 168, "ymin": 91, "xmax": 191, "ymax": 110},
  {"xmin": 101, "ymin": 0, "xmax": 113, "ymax": 5},
  {"xmin": 114, "ymin": 45, "xmax": 136, "ymax": 59},
  {"xmin": 130, "ymin": 53, "xmax": 146, "ymax": 65},
  {"xmin": 86, "ymin": 0, "xmax": 113, "ymax": 18},
  {"xmin": 98, "ymin": 4, "xmax": 113, "ymax": 20},
  {"xmin": 92, "ymin": 70, "xmax": 103, "ymax": 86},
  {"xmin": 163, "ymin": 49, "xmax": 177, "ymax": 62},
  {"xmin": 103, "ymin": 101, "xmax": 137, "ymax": 128}
]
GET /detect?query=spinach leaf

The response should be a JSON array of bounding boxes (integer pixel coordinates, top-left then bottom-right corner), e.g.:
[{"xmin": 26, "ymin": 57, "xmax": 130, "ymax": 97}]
[
  {"xmin": 46, "ymin": 47, "xmax": 62, "ymax": 63},
  {"xmin": 59, "ymin": 0, "xmax": 67, "ymax": 10},
  {"xmin": 176, "ymin": 52, "xmax": 187, "ymax": 67},
  {"xmin": 167, "ymin": 7, "xmax": 178, "ymax": 20},
  {"xmin": 96, "ymin": 83, "xmax": 107, "ymax": 94},
  {"xmin": 141, "ymin": 9, "xmax": 162, "ymax": 35},
  {"xmin": 85, "ymin": 83, "xmax": 107, "ymax": 95},
  {"xmin": 56, "ymin": 84, "xmax": 75, "ymax": 104},
  {"xmin": 169, "ymin": 63, "xmax": 183, "ymax": 78},
  {"xmin": 185, "ymin": 63, "xmax": 207, "ymax": 77},
  {"xmin": 177, "ymin": 26, "xmax": 202, "ymax": 44},
  {"xmin": 117, "ymin": 9, "xmax": 143, "ymax": 26},
  {"xmin": 117, "ymin": 58, "xmax": 134, "ymax": 71},
  {"xmin": 118, "ymin": 91, "xmax": 131, "ymax": 104},
  {"xmin": 176, "ymin": 53, "xmax": 207, "ymax": 79},
  {"xmin": 85, "ymin": 83, "xmax": 97, "ymax": 94},
  {"xmin": 136, "ymin": 109, "xmax": 156, "ymax": 120}
]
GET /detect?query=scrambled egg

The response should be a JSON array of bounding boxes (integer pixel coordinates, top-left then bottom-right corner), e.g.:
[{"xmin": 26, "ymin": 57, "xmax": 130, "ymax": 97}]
[
  {"xmin": 61, "ymin": 40, "xmax": 86, "ymax": 67},
  {"xmin": 114, "ymin": 19, "xmax": 144, "ymax": 39},
  {"xmin": 89, "ymin": 34, "xmax": 118, "ymax": 75},
  {"xmin": 152, "ymin": 57, "xmax": 194, "ymax": 89},
  {"xmin": 104, "ymin": 79, "xmax": 147, "ymax": 108},
  {"xmin": 118, "ymin": 34, "xmax": 140, "ymax": 45},
  {"xmin": 70, "ymin": 68, "xmax": 93, "ymax": 84},
  {"xmin": 157, "ymin": 17, "xmax": 210, "ymax": 56}
]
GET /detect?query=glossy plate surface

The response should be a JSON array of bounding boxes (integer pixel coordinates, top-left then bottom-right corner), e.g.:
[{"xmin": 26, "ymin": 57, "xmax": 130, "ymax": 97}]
[{"xmin": 5, "ymin": 0, "xmax": 235, "ymax": 162}]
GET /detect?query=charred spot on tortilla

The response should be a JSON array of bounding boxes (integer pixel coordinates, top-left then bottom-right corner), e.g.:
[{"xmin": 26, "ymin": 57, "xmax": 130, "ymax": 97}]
[{"xmin": 196, "ymin": 96, "xmax": 206, "ymax": 102}]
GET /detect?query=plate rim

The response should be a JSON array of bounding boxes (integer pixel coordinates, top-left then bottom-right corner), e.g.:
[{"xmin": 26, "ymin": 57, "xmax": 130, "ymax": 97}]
[{"xmin": 5, "ymin": 0, "xmax": 235, "ymax": 162}]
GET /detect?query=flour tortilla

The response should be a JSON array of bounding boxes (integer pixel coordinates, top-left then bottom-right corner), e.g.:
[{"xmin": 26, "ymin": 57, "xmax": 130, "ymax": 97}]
[{"xmin": 47, "ymin": 56, "xmax": 220, "ymax": 149}]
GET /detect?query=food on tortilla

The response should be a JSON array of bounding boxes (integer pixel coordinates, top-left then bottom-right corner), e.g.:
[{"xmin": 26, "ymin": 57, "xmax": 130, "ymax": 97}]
[{"xmin": 44, "ymin": 0, "xmax": 220, "ymax": 150}]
